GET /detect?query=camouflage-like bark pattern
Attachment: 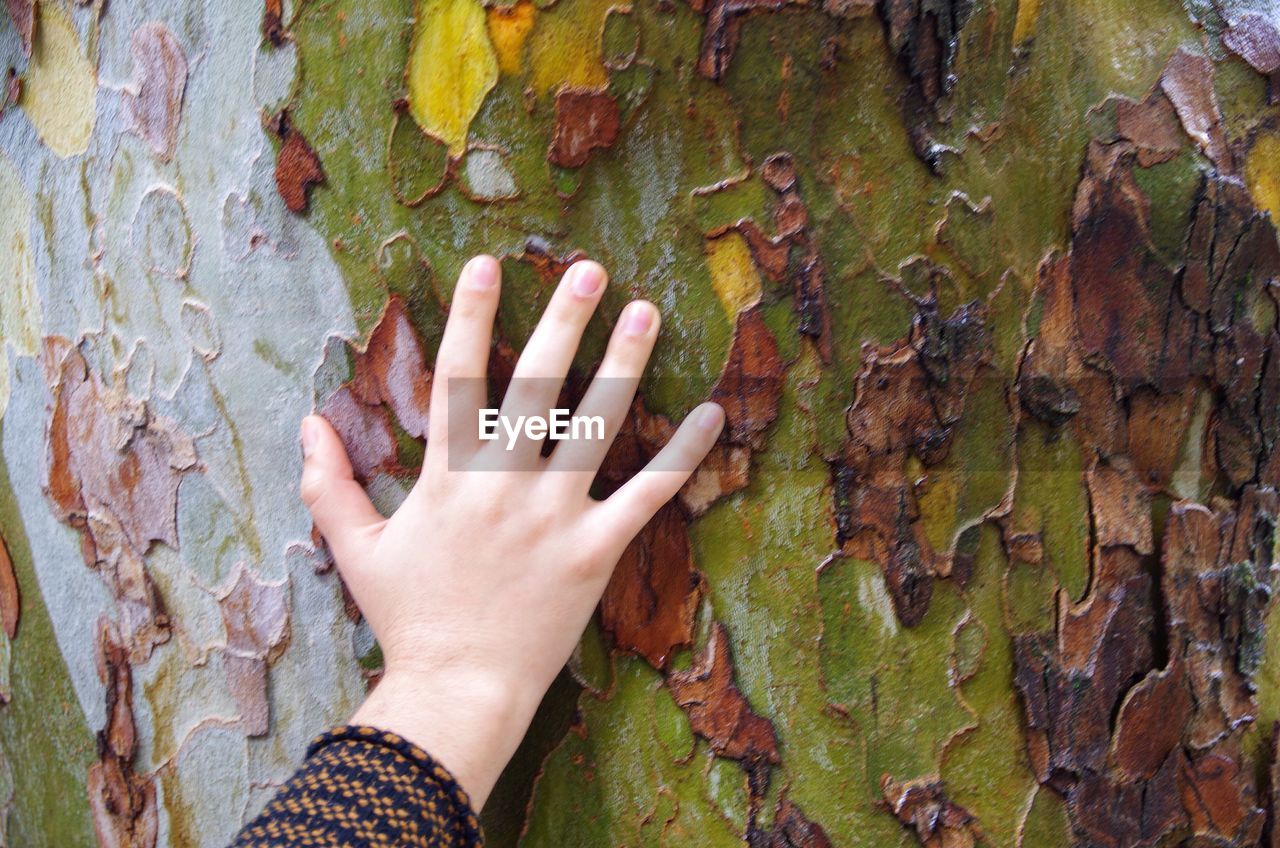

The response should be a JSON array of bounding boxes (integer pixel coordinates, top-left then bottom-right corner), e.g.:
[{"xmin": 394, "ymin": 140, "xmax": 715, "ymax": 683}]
[{"xmin": 1, "ymin": 0, "xmax": 1279, "ymax": 845}]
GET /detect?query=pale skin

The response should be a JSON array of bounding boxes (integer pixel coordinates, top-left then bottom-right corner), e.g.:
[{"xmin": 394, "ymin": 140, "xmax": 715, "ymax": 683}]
[{"xmin": 298, "ymin": 255, "xmax": 725, "ymax": 810}]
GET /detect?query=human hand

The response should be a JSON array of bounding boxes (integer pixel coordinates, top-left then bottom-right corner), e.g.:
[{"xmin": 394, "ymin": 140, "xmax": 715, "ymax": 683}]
[{"xmin": 298, "ymin": 256, "xmax": 725, "ymax": 809}]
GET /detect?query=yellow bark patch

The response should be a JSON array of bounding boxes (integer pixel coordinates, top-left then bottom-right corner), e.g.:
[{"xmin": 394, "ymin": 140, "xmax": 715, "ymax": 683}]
[
  {"xmin": 0, "ymin": 153, "xmax": 40, "ymax": 419},
  {"xmin": 487, "ymin": 1, "xmax": 537, "ymax": 76},
  {"xmin": 1012, "ymin": 0, "xmax": 1040, "ymax": 43},
  {"xmin": 21, "ymin": 4, "xmax": 96, "ymax": 158},
  {"xmin": 1247, "ymin": 133, "xmax": 1280, "ymax": 227},
  {"xmin": 527, "ymin": 0, "xmax": 622, "ymax": 95},
  {"xmin": 406, "ymin": 0, "xmax": 499, "ymax": 157},
  {"xmin": 704, "ymin": 232, "xmax": 763, "ymax": 319}
]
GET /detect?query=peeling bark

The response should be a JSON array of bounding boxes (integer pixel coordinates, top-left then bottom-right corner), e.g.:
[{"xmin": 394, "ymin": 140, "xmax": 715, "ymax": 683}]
[
  {"xmin": 878, "ymin": 0, "xmax": 974, "ymax": 169},
  {"xmin": 748, "ymin": 797, "xmax": 834, "ymax": 848},
  {"xmin": 665, "ymin": 622, "xmax": 780, "ymax": 771},
  {"xmin": 269, "ymin": 110, "xmax": 325, "ymax": 214},
  {"xmin": 4, "ymin": 0, "xmax": 33, "ymax": 57},
  {"xmin": 125, "ymin": 23, "xmax": 187, "ymax": 162},
  {"xmin": 218, "ymin": 565, "xmax": 289, "ymax": 736},
  {"xmin": 42, "ymin": 338, "xmax": 196, "ymax": 661},
  {"xmin": 548, "ymin": 89, "xmax": 620, "ymax": 169},
  {"xmin": 0, "ymin": 532, "xmax": 16, "ymax": 642},
  {"xmin": 598, "ymin": 400, "xmax": 704, "ymax": 668},
  {"xmin": 881, "ymin": 775, "xmax": 980, "ymax": 848},
  {"xmin": 88, "ymin": 619, "xmax": 158, "ymax": 848},
  {"xmin": 835, "ymin": 295, "xmax": 988, "ymax": 625}
]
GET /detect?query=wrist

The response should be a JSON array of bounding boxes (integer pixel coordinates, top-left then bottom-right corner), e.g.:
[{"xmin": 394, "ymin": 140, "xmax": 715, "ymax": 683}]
[{"xmin": 349, "ymin": 665, "xmax": 534, "ymax": 810}]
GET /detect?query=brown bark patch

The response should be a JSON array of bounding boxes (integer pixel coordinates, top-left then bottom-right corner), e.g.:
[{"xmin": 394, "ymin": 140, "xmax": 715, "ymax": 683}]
[
  {"xmin": 694, "ymin": 0, "xmax": 791, "ymax": 81},
  {"xmin": 665, "ymin": 621, "xmax": 780, "ymax": 770},
  {"xmin": 750, "ymin": 797, "xmax": 834, "ymax": 848},
  {"xmin": 88, "ymin": 618, "xmax": 158, "ymax": 848},
  {"xmin": 1110, "ymin": 663, "xmax": 1190, "ymax": 782},
  {"xmin": 0, "ymin": 532, "xmax": 17, "ymax": 642},
  {"xmin": 1085, "ymin": 458, "xmax": 1154, "ymax": 554},
  {"xmin": 880, "ymin": 775, "xmax": 979, "ymax": 848},
  {"xmin": 548, "ymin": 89, "xmax": 620, "ymax": 169},
  {"xmin": 319, "ymin": 385, "xmax": 398, "ymax": 483},
  {"xmin": 269, "ymin": 110, "xmax": 325, "ymax": 213},
  {"xmin": 512, "ymin": 240, "xmax": 588, "ymax": 288},
  {"xmin": 1115, "ymin": 90, "xmax": 1184, "ymax": 166},
  {"xmin": 878, "ymin": 0, "xmax": 974, "ymax": 169},
  {"xmin": 263, "ymin": 0, "xmax": 287, "ymax": 45},
  {"xmin": 711, "ymin": 306, "xmax": 784, "ymax": 449},
  {"xmin": 600, "ymin": 502, "xmax": 702, "ymax": 668},
  {"xmin": 836, "ymin": 298, "xmax": 988, "ymax": 625},
  {"xmin": 1068, "ymin": 141, "xmax": 1192, "ymax": 395},
  {"xmin": 598, "ymin": 400, "xmax": 703, "ymax": 668},
  {"xmin": 351, "ymin": 295, "xmax": 432, "ymax": 440}
]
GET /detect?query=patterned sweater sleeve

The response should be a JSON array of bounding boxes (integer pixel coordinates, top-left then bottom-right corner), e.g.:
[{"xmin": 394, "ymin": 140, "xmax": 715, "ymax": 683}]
[{"xmin": 231, "ymin": 725, "xmax": 485, "ymax": 847}]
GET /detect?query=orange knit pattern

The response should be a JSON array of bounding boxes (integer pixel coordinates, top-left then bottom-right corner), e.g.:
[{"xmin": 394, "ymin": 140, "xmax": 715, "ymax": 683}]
[{"xmin": 231, "ymin": 726, "xmax": 484, "ymax": 847}]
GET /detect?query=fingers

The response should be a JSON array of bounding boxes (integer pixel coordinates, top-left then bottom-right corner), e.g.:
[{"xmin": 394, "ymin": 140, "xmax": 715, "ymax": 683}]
[
  {"xmin": 496, "ymin": 260, "xmax": 607, "ymax": 463},
  {"xmin": 428, "ymin": 256, "xmax": 502, "ymax": 462},
  {"xmin": 299, "ymin": 415, "xmax": 386, "ymax": 566},
  {"xmin": 595, "ymin": 402, "xmax": 725, "ymax": 540},
  {"xmin": 547, "ymin": 300, "xmax": 659, "ymax": 479}
]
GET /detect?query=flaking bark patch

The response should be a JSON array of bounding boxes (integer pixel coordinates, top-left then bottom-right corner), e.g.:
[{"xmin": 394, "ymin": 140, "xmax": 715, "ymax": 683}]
[
  {"xmin": 1161, "ymin": 48, "xmax": 1235, "ymax": 172},
  {"xmin": 317, "ymin": 294, "xmax": 433, "ymax": 484},
  {"xmin": 217, "ymin": 565, "xmax": 290, "ymax": 736},
  {"xmin": 694, "ymin": 0, "xmax": 792, "ymax": 81},
  {"xmin": 548, "ymin": 89, "xmax": 620, "ymax": 169},
  {"xmin": 0, "ymin": 532, "xmax": 16, "ymax": 642},
  {"xmin": 597, "ymin": 399, "xmax": 704, "ymax": 668},
  {"xmin": 4, "ymin": 0, "xmax": 33, "ymax": 57},
  {"xmin": 88, "ymin": 619, "xmax": 158, "ymax": 848},
  {"xmin": 42, "ymin": 338, "xmax": 196, "ymax": 661},
  {"xmin": 263, "ymin": 0, "xmax": 287, "ymax": 45},
  {"xmin": 878, "ymin": 0, "xmax": 975, "ymax": 169},
  {"xmin": 600, "ymin": 502, "xmax": 702, "ymax": 669},
  {"xmin": 835, "ymin": 296, "xmax": 988, "ymax": 625},
  {"xmin": 268, "ymin": 110, "xmax": 325, "ymax": 214},
  {"xmin": 711, "ymin": 306, "xmax": 784, "ymax": 450},
  {"xmin": 125, "ymin": 23, "xmax": 187, "ymax": 162},
  {"xmin": 881, "ymin": 775, "xmax": 980, "ymax": 848},
  {"xmin": 748, "ymin": 797, "xmax": 834, "ymax": 848},
  {"xmin": 665, "ymin": 621, "xmax": 780, "ymax": 770}
]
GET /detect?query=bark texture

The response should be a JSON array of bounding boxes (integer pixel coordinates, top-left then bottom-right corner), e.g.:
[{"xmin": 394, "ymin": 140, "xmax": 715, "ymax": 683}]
[{"xmin": 1, "ymin": 0, "xmax": 1279, "ymax": 846}]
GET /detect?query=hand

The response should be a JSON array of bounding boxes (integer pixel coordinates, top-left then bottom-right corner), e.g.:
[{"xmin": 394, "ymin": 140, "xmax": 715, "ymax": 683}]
[{"xmin": 298, "ymin": 255, "xmax": 725, "ymax": 809}]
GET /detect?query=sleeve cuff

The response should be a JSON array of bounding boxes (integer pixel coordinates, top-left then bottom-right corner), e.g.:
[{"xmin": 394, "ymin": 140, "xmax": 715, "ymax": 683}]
[{"xmin": 306, "ymin": 724, "xmax": 484, "ymax": 844}]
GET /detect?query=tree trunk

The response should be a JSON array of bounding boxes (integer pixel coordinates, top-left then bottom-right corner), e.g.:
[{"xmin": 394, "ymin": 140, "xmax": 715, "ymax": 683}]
[{"xmin": 1, "ymin": 0, "xmax": 1279, "ymax": 845}]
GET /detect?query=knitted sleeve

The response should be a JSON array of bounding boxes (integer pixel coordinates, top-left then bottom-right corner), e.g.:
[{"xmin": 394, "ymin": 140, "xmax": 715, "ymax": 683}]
[{"xmin": 230, "ymin": 725, "xmax": 485, "ymax": 847}]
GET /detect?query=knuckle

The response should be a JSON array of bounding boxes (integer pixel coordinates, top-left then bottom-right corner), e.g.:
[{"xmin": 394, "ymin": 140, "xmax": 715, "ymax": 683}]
[
  {"xmin": 561, "ymin": 547, "xmax": 607, "ymax": 582},
  {"xmin": 433, "ymin": 353, "xmax": 466, "ymax": 378},
  {"xmin": 299, "ymin": 468, "xmax": 328, "ymax": 508}
]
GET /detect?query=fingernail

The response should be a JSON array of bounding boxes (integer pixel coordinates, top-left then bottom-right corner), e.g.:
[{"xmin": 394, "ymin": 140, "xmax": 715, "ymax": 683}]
[
  {"xmin": 622, "ymin": 301, "xmax": 654, "ymax": 336},
  {"xmin": 301, "ymin": 417, "xmax": 318, "ymax": 457},
  {"xmin": 466, "ymin": 255, "xmax": 499, "ymax": 290},
  {"xmin": 570, "ymin": 262, "xmax": 605, "ymax": 297},
  {"xmin": 696, "ymin": 403, "xmax": 724, "ymax": 431}
]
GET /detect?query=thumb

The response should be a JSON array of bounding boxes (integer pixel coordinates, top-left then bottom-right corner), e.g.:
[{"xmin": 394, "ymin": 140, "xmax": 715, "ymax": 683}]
[{"xmin": 299, "ymin": 414, "xmax": 385, "ymax": 565}]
